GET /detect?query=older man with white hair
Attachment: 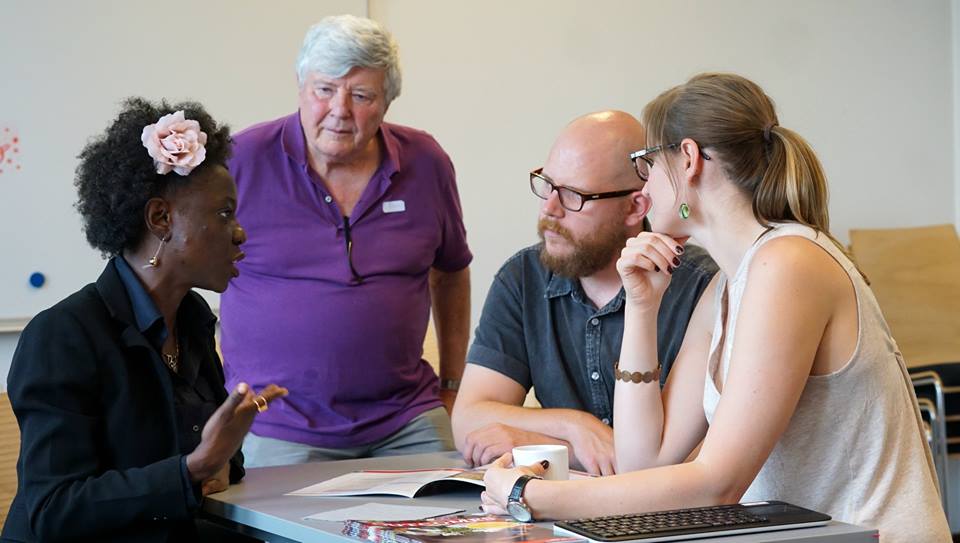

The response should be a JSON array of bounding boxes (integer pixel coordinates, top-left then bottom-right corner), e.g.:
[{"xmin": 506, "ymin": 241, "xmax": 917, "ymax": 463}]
[{"xmin": 221, "ymin": 14, "xmax": 472, "ymax": 467}]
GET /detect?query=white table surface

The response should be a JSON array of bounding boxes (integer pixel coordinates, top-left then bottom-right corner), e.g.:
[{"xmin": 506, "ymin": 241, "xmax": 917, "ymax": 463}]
[{"xmin": 201, "ymin": 451, "xmax": 878, "ymax": 543}]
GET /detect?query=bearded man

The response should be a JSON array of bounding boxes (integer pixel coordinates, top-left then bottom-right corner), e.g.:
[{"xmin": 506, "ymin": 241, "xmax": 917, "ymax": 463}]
[{"xmin": 451, "ymin": 111, "xmax": 717, "ymax": 475}]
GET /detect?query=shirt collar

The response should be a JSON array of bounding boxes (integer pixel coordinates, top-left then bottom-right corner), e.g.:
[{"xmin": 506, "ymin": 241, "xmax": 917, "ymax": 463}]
[
  {"xmin": 379, "ymin": 122, "xmax": 401, "ymax": 177},
  {"xmin": 113, "ymin": 255, "xmax": 166, "ymax": 342},
  {"xmin": 544, "ymin": 272, "xmax": 576, "ymax": 299},
  {"xmin": 543, "ymin": 262, "xmax": 626, "ymax": 316},
  {"xmin": 281, "ymin": 111, "xmax": 308, "ymax": 167},
  {"xmin": 282, "ymin": 112, "xmax": 401, "ymax": 179}
]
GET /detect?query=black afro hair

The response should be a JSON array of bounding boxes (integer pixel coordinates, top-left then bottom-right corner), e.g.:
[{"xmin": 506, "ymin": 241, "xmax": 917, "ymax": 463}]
[{"xmin": 75, "ymin": 97, "xmax": 231, "ymax": 257}]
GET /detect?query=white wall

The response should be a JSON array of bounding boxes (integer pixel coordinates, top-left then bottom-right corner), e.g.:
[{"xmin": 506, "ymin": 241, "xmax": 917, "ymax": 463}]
[
  {"xmin": 955, "ymin": 0, "xmax": 960, "ymax": 229},
  {"xmin": 1, "ymin": 0, "xmax": 958, "ymax": 389},
  {"xmin": 372, "ymin": 0, "xmax": 957, "ymax": 335}
]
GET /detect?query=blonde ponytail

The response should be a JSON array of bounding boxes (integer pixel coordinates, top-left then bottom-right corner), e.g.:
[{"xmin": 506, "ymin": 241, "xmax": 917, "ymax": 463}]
[{"xmin": 759, "ymin": 126, "xmax": 858, "ymax": 266}]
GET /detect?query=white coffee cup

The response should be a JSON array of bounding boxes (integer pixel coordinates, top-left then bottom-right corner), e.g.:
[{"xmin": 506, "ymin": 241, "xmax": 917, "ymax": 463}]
[{"xmin": 511, "ymin": 444, "xmax": 569, "ymax": 480}]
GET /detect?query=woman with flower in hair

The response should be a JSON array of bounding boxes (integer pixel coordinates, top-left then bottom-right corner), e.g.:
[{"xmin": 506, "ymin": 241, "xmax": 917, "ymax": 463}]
[
  {"xmin": 481, "ymin": 74, "xmax": 949, "ymax": 542},
  {"xmin": 1, "ymin": 98, "xmax": 286, "ymax": 543}
]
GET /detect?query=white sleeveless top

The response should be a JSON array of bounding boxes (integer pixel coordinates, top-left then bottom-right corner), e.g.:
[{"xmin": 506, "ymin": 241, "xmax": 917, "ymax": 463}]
[{"xmin": 702, "ymin": 223, "xmax": 950, "ymax": 542}]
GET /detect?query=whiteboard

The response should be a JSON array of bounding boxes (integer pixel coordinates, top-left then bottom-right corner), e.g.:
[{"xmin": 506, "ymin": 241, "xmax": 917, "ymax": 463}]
[{"xmin": 0, "ymin": 0, "xmax": 365, "ymax": 323}]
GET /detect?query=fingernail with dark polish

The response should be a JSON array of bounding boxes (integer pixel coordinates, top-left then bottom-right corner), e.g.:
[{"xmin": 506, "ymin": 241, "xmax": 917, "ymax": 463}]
[
  {"xmin": 673, "ymin": 257, "xmax": 680, "ymax": 266},
  {"xmin": 667, "ymin": 265, "xmax": 674, "ymax": 274},
  {"xmin": 676, "ymin": 246, "xmax": 684, "ymax": 254},
  {"xmin": 654, "ymin": 265, "xmax": 660, "ymax": 272},
  {"xmin": 540, "ymin": 460, "xmax": 550, "ymax": 469}
]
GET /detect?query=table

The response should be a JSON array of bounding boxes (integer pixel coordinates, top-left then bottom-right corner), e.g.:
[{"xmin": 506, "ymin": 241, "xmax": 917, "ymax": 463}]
[{"xmin": 201, "ymin": 451, "xmax": 877, "ymax": 543}]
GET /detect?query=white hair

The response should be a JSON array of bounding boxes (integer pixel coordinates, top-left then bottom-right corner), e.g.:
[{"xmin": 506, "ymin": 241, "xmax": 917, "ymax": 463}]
[{"xmin": 296, "ymin": 14, "xmax": 402, "ymax": 104}]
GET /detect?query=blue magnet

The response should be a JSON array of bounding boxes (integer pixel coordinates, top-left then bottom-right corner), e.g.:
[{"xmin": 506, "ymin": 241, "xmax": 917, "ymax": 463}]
[{"xmin": 29, "ymin": 272, "xmax": 45, "ymax": 288}]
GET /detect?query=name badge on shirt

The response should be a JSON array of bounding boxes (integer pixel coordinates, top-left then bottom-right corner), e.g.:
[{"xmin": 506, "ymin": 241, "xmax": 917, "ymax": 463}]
[{"xmin": 382, "ymin": 200, "xmax": 406, "ymax": 214}]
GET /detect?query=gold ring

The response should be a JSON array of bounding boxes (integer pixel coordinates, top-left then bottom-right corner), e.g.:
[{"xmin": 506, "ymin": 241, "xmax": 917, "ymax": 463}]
[{"xmin": 253, "ymin": 395, "xmax": 268, "ymax": 413}]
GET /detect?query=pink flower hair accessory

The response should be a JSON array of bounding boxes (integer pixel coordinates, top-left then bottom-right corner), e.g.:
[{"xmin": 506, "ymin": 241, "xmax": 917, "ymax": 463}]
[{"xmin": 140, "ymin": 110, "xmax": 208, "ymax": 176}]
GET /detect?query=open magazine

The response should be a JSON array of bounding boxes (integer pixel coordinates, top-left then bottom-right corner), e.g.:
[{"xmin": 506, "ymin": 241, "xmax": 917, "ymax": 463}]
[
  {"xmin": 343, "ymin": 514, "xmax": 585, "ymax": 543},
  {"xmin": 289, "ymin": 468, "xmax": 594, "ymax": 498},
  {"xmin": 287, "ymin": 469, "xmax": 487, "ymax": 498}
]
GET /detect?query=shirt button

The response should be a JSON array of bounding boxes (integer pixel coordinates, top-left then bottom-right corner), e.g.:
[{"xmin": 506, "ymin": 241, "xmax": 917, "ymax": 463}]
[
  {"xmin": 602, "ymin": 418, "xmax": 611, "ymax": 425},
  {"xmin": 324, "ymin": 195, "xmax": 333, "ymax": 203},
  {"xmin": 590, "ymin": 318, "xmax": 600, "ymax": 326},
  {"xmin": 192, "ymin": 425, "xmax": 200, "ymax": 432},
  {"xmin": 591, "ymin": 371, "xmax": 600, "ymax": 381}
]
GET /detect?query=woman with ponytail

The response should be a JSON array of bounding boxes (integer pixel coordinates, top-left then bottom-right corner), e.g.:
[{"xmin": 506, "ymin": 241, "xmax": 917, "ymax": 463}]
[{"xmin": 481, "ymin": 73, "xmax": 948, "ymax": 542}]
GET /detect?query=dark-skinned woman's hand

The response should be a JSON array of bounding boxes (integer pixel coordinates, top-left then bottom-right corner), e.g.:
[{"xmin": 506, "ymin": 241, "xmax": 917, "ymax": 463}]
[
  {"xmin": 186, "ymin": 382, "xmax": 287, "ymax": 482},
  {"xmin": 201, "ymin": 463, "xmax": 230, "ymax": 496}
]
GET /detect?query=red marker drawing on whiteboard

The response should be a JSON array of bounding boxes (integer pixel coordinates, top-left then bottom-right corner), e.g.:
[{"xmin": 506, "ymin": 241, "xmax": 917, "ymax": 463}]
[{"xmin": 0, "ymin": 128, "xmax": 22, "ymax": 175}]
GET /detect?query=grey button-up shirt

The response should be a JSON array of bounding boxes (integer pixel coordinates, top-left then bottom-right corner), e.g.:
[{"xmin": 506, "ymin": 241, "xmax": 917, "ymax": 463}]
[{"xmin": 468, "ymin": 243, "xmax": 717, "ymax": 425}]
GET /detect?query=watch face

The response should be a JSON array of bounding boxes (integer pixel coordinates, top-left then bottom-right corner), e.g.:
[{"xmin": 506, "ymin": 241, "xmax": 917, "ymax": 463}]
[{"xmin": 507, "ymin": 500, "xmax": 533, "ymax": 523}]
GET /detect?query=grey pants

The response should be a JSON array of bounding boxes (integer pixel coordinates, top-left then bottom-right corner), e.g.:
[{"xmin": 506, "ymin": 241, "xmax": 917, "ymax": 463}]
[{"xmin": 241, "ymin": 406, "xmax": 454, "ymax": 468}]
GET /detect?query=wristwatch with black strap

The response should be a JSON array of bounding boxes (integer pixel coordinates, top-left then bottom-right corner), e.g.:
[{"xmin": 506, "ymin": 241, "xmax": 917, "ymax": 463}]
[{"xmin": 506, "ymin": 474, "xmax": 542, "ymax": 522}]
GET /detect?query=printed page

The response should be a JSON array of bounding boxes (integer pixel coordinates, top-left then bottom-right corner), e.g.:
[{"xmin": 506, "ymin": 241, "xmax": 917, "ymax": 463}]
[
  {"xmin": 304, "ymin": 503, "xmax": 464, "ymax": 521},
  {"xmin": 287, "ymin": 469, "xmax": 476, "ymax": 497}
]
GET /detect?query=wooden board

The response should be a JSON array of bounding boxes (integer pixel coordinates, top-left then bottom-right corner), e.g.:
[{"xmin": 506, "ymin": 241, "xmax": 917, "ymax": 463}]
[
  {"xmin": 0, "ymin": 393, "xmax": 19, "ymax": 529},
  {"xmin": 849, "ymin": 224, "xmax": 960, "ymax": 368}
]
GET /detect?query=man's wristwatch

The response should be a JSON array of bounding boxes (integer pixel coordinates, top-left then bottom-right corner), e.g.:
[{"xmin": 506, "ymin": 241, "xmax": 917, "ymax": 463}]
[
  {"xmin": 506, "ymin": 474, "xmax": 542, "ymax": 522},
  {"xmin": 439, "ymin": 378, "xmax": 461, "ymax": 391}
]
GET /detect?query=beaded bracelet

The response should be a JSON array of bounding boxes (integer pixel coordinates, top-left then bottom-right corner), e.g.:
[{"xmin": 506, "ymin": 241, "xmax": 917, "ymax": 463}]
[{"xmin": 613, "ymin": 360, "xmax": 661, "ymax": 384}]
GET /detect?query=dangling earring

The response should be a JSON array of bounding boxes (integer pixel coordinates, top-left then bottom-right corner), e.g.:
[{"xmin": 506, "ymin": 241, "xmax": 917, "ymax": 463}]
[
  {"xmin": 678, "ymin": 202, "xmax": 691, "ymax": 220},
  {"xmin": 143, "ymin": 234, "xmax": 170, "ymax": 268}
]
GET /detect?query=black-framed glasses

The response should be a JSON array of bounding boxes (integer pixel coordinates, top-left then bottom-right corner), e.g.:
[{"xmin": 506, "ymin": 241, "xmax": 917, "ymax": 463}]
[
  {"xmin": 529, "ymin": 168, "xmax": 639, "ymax": 212},
  {"xmin": 342, "ymin": 215, "xmax": 363, "ymax": 284},
  {"xmin": 629, "ymin": 143, "xmax": 711, "ymax": 181}
]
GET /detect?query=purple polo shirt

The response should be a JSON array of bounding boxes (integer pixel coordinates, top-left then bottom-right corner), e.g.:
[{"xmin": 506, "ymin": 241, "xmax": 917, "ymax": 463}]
[{"xmin": 220, "ymin": 112, "xmax": 472, "ymax": 448}]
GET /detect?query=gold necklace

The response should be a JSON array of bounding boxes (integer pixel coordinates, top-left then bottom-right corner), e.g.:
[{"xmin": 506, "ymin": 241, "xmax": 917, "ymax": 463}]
[{"xmin": 163, "ymin": 340, "xmax": 179, "ymax": 373}]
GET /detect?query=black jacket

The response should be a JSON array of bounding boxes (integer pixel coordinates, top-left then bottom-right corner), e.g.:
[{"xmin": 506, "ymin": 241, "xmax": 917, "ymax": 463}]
[{"xmin": 1, "ymin": 260, "xmax": 243, "ymax": 542}]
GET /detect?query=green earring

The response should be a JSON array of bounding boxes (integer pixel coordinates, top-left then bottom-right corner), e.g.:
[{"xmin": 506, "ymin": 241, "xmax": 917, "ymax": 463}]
[{"xmin": 678, "ymin": 202, "xmax": 690, "ymax": 219}]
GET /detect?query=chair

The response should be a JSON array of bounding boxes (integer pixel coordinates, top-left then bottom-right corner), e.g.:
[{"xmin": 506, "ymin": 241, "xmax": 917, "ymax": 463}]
[
  {"xmin": 918, "ymin": 398, "xmax": 935, "ymax": 445},
  {"xmin": 850, "ymin": 225, "xmax": 960, "ymax": 527},
  {"xmin": 0, "ymin": 392, "xmax": 20, "ymax": 530},
  {"xmin": 912, "ymin": 372, "xmax": 949, "ymax": 514}
]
